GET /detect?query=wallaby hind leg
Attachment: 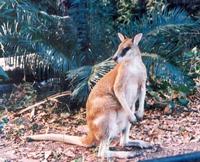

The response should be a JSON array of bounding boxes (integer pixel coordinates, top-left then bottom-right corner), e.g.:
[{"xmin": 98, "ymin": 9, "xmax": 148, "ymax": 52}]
[
  {"xmin": 98, "ymin": 138, "xmax": 141, "ymax": 159},
  {"xmin": 119, "ymin": 122, "xmax": 131, "ymax": 147},
  {"xmin": 98, "ymin": 138, "xmax": 110, "ymax": 157},
  {"xmin": 120, "ymin": 100, "xmax": 137, "ymax": 147},
  {"xmin": 119, "ymin": 124, "xmax": 152, "ymax": 149},
  {"xmin": 135, "ymin": 83, "xmax": 146, "ymax": 120}
]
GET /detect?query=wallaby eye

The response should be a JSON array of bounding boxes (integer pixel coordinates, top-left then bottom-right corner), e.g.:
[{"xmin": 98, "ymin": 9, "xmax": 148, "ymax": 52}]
[{"xmin": 120, "ymin": 47, "xmax": 131, "ymax": 57}]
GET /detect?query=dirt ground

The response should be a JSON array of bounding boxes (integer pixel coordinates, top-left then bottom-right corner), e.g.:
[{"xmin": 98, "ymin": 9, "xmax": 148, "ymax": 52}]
[{"xmin": 0, "ymin": 91, "xmax": 200, "ymax": 162}]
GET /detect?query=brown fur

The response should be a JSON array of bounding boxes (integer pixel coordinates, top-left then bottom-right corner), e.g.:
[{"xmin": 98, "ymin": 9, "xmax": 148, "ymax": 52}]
[{"xmin": 26, "ymin": 33, "xmax": 151, "ymax": 159}]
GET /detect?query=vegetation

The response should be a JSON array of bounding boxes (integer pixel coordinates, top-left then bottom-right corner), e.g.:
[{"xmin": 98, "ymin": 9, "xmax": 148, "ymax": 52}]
[
  {"xmin": 0, "ymin": 0, "xmax": 199, "ymax": 110},
  {"xmin": 0, "ymin": 66, "xmax": 9, "ymax": 81}
]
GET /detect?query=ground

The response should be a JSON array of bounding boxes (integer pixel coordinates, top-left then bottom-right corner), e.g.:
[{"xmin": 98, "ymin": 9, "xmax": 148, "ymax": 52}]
[{"xmin": 0, "ymin": 90, "xmax": 199, "ymax": 162}]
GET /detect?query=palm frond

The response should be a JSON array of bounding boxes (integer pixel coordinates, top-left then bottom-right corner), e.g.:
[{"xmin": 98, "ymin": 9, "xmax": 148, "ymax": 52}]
[
  {"xmin": 121, "ymin": 8, "xmax": 200, "ymax": 63},
  {"xmin": 66, "ymin": 66, "xmax": 92, "ymax": 106},
  {"xmin": 143, "ymin": 53, "xmax": 195, "ymax": 93},
  {"xmin": 0, "ymin": 0, "xmax": 77, "ymax": 78},
  {"xmin": 66, "ymin": 58, "xmax": 115, "ymax": 106},
  {"xmin": 0, "ymin": 66, "xmax": 9, "ymax": 81},
  {"xmin": 66, "ymin": 52, "xmax": 196, "ymax": 106}
]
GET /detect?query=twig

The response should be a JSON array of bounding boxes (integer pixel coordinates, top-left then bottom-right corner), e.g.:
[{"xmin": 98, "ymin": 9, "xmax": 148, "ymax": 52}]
[
  {"xmin": 18, "ymin": 91, "xmax": 71, "ymax": 115},
  {"xmin": 158, "ymin": 126, "xmax": 174, "ymax": 132},
  {"xmin": 30, "ymin": 107, "xmax": 35, "ymax": 119}
]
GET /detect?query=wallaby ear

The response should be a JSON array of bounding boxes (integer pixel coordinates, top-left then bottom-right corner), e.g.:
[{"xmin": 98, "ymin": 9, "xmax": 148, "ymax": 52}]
[
  {"xmin": 118, "ymin": 33, "xmax": 125, "ymax": 42},
  {"xmin": 132, "ymin": 33, "xmax": 143, "ymax": 46}
]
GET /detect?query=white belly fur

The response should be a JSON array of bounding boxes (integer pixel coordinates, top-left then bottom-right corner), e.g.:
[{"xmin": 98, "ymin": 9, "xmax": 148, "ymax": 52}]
[
  {"xmin": 126, "ymin": 82, "xmax": 139, "ymax": 108},
  {"xmin": 93, "ymin": 111, "xmax": 128, "ymax": 139},
  {"xmin": 109, "ymin": 110, "xmax": 128, "ymax": 138}
]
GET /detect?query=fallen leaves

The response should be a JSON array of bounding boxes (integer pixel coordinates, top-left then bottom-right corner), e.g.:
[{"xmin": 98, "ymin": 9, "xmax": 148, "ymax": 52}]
[
  {"xmin": 0, "ymin": 84, "xmax": 199, "ymax": 161},
  {"xmin": 1, "ymin": 83, "xmax": 37, "ymax": 111}
]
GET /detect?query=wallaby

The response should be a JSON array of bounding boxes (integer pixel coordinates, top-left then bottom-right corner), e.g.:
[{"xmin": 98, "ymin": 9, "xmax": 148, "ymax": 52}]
[{"xmin": 26, "ymin": 33, "xmax": 151, "ymax": 158}]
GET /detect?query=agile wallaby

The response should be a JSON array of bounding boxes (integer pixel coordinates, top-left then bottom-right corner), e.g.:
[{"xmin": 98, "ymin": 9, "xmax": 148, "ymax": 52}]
[{"xmin": 27, "ymin": 33, "xmax": 151, "ymax": 158}]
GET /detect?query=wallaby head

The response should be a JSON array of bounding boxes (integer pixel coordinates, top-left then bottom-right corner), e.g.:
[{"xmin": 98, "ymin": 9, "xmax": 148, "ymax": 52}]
[{"xmin": 112, "ymin": 33, "xmax": 143, "ymax": 63}]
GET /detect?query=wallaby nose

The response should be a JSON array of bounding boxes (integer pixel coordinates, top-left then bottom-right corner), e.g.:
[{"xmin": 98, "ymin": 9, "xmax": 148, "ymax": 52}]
[{"xmin": 112, "ymin": 56, "xmax": 118, "ymax": 62}]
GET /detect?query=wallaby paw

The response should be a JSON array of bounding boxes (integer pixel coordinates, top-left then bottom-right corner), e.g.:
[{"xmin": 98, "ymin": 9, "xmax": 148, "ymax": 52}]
[
  {"xmin": 135, "ymin": 111, "xmax": 144, "ymax": 121},
  {"xmin": 128, "ymin": 114, "xmax": 137, "ymax": 124}
]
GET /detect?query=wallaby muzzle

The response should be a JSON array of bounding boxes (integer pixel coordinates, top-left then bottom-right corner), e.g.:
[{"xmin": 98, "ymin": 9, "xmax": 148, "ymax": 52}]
[{"xmin": 112, "ymin": 56, "xmax": 118, "ymax": 62}]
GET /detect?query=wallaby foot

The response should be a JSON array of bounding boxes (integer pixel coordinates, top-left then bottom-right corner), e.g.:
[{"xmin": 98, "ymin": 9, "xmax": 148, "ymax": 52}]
[
  {"xmin": 124, "ymin": 139, "xmax": 153, "ymax": 149},
  {"xmin": 98, "ymin": 150, "xmax": 142, "ymax": 159}
]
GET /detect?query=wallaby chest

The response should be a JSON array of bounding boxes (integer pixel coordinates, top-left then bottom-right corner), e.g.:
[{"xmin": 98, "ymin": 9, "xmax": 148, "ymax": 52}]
[{"xmin": 122, "ymin": 62, "xmax": 146, "ymax": 107}]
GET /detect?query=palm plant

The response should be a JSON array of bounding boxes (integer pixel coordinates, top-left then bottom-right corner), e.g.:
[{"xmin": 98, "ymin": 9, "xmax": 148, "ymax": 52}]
[
  {"xmin": 0, "ymin": 0, "xmax": 77, "ymax": 79},
  {"xmin": 0, "ymin": 0, "xmax": 115, "ymax": 76},
  {"xmin": 67, "ymin": 8, "xmax": 200, "ymax": 108},
  {"xmin": 0, "ymin": 0, "xmax": 199, "ymax": 110}
]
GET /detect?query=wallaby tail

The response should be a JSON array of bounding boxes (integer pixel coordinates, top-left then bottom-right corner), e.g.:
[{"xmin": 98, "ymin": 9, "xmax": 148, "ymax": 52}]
[{"xmin": 26, "ymin": 134, "xmax": 90, "ymax": 147}]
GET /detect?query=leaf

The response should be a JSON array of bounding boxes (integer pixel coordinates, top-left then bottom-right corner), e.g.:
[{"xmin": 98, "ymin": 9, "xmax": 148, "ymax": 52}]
[
  {"xmin": 122, "ymin": 8, "xmax": 200, "ymax": 63},
  {"xmin": 0, "ymin": 0, "xmax": 77, "ymax": 78},
  {"xmin": 143, "ymin": 53, "xmax": 195, "ymax": 93},
  {"xmin": 0, "ymin": 66, "xmax": 9, "ymax": 81},
  {"xmin": 66, "ymin": 66, "xmax": 92, "ymax": 106},
  {"xmin": 44, "ymin": 151, "xmax": 52, "ymax": 160},
  {"xmin": 178, "ymin": 98, "xmax": 189, "ymax": 107},
  {"xmin": 168, "ymin": 100, "xmax": 176, "ymax": 110},
  {"xmin": 67, "ymin": 53, "xmax": 195, "ymax": 107},
  {"xmin": 66, "ymin": 58, "xmax": 115, "ymax": 107}
]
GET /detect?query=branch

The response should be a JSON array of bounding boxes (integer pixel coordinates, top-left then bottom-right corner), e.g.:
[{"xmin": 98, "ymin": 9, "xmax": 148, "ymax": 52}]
[{"xmin": 17, "ymin": 91, "xmax": 71, "ymax": 115}]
